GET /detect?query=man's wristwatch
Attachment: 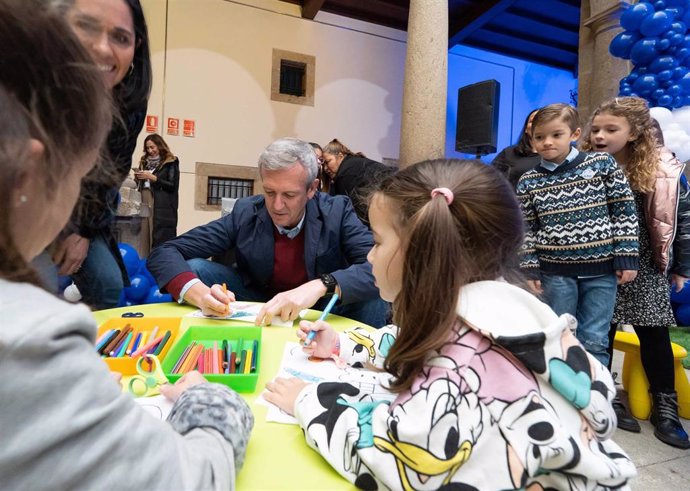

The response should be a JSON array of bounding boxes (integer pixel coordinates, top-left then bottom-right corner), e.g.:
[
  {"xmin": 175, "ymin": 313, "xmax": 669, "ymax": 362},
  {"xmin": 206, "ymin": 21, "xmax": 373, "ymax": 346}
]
[{"xmin": 320, "ymin": 273, "xmax": 338, "ymax": 295}]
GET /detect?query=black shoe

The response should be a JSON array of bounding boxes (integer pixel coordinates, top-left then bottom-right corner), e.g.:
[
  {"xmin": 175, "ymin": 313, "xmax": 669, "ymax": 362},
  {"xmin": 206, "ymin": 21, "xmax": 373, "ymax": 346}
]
[
  {"xmin": 650, "ymin": 391, "xmax": 690, "ymax": 449},
  {"xmin": 612, "ymin": 396, "xmax": 641, "ymax": 433}
]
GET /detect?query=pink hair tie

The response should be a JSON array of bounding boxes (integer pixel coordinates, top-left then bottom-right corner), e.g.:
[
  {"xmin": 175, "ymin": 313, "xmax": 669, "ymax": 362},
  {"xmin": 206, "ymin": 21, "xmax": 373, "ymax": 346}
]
[{"xmin": 430, "ymin": 187, "xmax": 454, "ymax": 205}]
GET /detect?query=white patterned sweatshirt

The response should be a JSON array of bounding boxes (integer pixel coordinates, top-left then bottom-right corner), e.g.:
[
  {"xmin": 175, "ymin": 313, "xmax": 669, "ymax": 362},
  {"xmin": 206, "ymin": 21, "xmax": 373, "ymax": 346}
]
[{"xmin": 293, "ymin": 281, "xmax": 636, "ymax": 490}]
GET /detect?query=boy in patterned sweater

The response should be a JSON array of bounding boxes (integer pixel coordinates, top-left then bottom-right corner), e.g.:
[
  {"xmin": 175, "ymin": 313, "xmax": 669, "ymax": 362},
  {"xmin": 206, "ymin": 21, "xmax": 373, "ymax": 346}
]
[{"xmin": 516, "ymin": 103, "xmax": 639, "ymax": 365}]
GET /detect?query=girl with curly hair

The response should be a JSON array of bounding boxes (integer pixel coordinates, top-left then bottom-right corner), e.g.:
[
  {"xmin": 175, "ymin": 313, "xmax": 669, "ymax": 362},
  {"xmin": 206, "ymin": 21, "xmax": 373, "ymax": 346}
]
[{"xmin": 581, "ymin": 96, "xmax": 690, "ymax": 449}]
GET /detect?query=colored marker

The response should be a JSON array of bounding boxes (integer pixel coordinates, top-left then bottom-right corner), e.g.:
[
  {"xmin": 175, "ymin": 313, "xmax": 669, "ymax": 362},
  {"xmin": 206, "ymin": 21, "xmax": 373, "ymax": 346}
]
[
  {"xmin": 152, "ymin": 330, "xmax": 171, "ymax": 356},
  {"xmin": 225, "ymin": 341, "xmax": 232, "ymax": 374},
  {"xmin": 238, "ymin": 349, "xmax": 247, "ymax": 373},
  {"xmin": 250, "ymin": 340, "xmax": 258, "ymax": 373},
  {"xmin": 212, "ymin": 341, "xmax": 219, "ymax": 374},
  {"xmin": 229, "ymin": 352, "xmax": 237, "ymax": 374},
  {"xmin": 244, "ymin": 350, "xmax": 252, "ymax": 374},
  {"xmin": 102, "ymin": 325, "xmax": 131, "ymax": 355},
  {"xmin": 116, "ymin": 332, "xmax": 133, "ymax": 357},
  {"xmin": 304, "ymin": 293, "xmax": 339, "ymax": 346}
]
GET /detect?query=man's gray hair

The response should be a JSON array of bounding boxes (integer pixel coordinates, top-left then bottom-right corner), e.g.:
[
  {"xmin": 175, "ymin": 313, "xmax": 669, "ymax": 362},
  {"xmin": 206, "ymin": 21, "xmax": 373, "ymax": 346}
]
[{"xmin": 258, "ymin": 137, "xmax": 318, "ymax": 186}]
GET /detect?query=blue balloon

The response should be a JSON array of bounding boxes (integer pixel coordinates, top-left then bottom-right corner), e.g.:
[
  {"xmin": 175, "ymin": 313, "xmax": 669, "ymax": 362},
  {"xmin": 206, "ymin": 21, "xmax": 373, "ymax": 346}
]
[
  {"xmin": 658, "ymin": 37, "xmax": 672, "ymax": 51},
  {"xmin": 633, "ymin": 73, "xmax": 659, "ymax": 94},
  {"xmin": 673, "ymin": 95, "xmax": 684, "ymax": 107},
  {"xmin": 684, "ymin": 9, "xmax": 690, "ymax": 25},
  {"xmin": 620, "ymin": 86, "xmax": 633, "ymax": 95},
  {"xmin": 118, "ymin": 243, "xmax": 140, "ymax": 278},
  {"xmin": 671, "ymin": 20, "xmax": 687, "ymax": 32},
  {"xmin": 650, "ymin": 55, "xmax": 677, "ymax": 72},
  {"xmin": 641, "ymin": 11, "xmax": 674, "ymax": 37},
  {"xmin": 658, "ymin": 69, "xmax": 674, "ymax": 81},
  {"xmin": 630, "ymin": 38, "xmax": 659, "ymax": 64},
  {"xmin": 621, "ymin": 2, "xmax": 656, "ymax": 31},
  {"xmin": 684, "ymin": 94, "xmax": 690, "ymax": 105},
  {"xmin": 138, "ymin": 261, "xmax": 158, "ymax": 289},
  {"xmin": 667, "ymin": 0, "xmax": 688, "ymax": 7},
  {"xmin": 144, "ymin": 285, "xmax": 173, "ymax": 304},
  {"xmin": 610, "ymin": 31, "xmax": 641, "ymax": 58},
  {"xmin": 123, "ymin": 273, "xmax": 150, "ymax": 302},
  {"xmin": 666, "ymin": 7, "xmax": 685, "ymax": 20},
  {"xmin": 675, "ymin": 303, "xmax": 690, "ymax": 326},
  {"xmin": 653, "ymin": 88, "xmax": 666, "ymax": 99},
  {"xmin": 672, "ymin": 278, "xmax": 690, "ymax": 305},
  {"xmin": 658, "ymin": 94, "xmax": 674, "ymax": 107},
  {"xmin": 680, "ymin": 71, "xmax": 690, "ymax": 92},
  {"xmin": 674, "ymin": 66, "xmax": 689, "ymax": 79},
  {"xmin": 669, "ymin": 83, "xmax": 683, "ymax": 96}
]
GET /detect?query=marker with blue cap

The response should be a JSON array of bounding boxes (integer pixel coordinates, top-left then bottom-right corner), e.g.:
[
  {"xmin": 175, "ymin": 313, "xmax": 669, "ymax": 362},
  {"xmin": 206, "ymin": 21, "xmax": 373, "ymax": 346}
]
[{"xmin": 304, "ymin": 293, "xmax": 339, "ymax": 347}]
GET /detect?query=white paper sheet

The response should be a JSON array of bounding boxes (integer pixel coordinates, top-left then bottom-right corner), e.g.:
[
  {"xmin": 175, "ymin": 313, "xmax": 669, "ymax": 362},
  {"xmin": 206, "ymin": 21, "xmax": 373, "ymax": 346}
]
[
  {"xmin": 186, "ymin": 302, "xmax": 294, "ymax": 327},
  {"xmin": 134, "ymin": 394, "xmax": 174, "ymax": 420},
  {"xmin": 259, "ymin": 342, "xmax": 396, "ymax": 425}
]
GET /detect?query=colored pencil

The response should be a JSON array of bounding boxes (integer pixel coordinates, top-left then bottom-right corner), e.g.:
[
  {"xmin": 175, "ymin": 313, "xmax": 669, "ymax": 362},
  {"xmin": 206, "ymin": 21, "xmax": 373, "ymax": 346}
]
[
  {"xmin": 96, "ymin": 330, "xmax": 118, "ymax": 353},
  {"xmin": 109, "ymin": 326, "xmax": 133, "ymax": 357},
  {"xmin": 152, "ymin": 330, "xmax": 171, "ymax": 356},
  {"xmin": 222, "ymin": 283, "xmax": 230, "ymax": 315},
  {"xmin": 131, "ymin": 334, "xmax": 164, "ymax": 358},
  {"xmin": 212, "ymin": 341, "xmax": 219, "ymax": 374},
  {"xmin": 172, "ymin": 342, "xmax": 194, "ymax": 373},
  {"xmin": 129, "ymin": 332, "xmax": 142, "ymax": 355},
  {"xmin": 103, "ymin": 325, "xmax": 131, "ymax": 355},
  {"xmin": 181, "ymin": 344, "xmax": 204, "ymax": 373},
  {"xmin": 115, "ymin": 332, "xmax": 133, "ymax": 357},
  {"xmin": 94, "ymin": 329, "xmax": 113, "ymax": 347}
]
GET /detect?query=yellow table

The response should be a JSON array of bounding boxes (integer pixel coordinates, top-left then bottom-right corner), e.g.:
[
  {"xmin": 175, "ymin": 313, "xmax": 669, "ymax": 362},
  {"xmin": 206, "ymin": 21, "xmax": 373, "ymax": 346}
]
[{"xmin": 93, "ymin": 303, "xmax": 359, "ymax": 490}]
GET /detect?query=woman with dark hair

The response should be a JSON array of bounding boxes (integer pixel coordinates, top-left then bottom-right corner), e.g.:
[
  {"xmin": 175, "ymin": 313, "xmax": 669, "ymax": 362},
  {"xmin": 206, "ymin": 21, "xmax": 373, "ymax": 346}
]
[
  {"xmin": 491, "ymin": 108, "xmax": 540, "ymax": 188},
  {"xmin": 47, "ymin": 0, "xmax": 153, "ymax": 309},
  {"xmin": 136, "ymin": 133, "xmax": 180, "ymax": 250},
  {"xmin": 0, "ymin": 1, "xmax": 251, "ymax": 486},
  {"xmin": 321, "ymin": 138, "xmax": 394, "ymax": 225}
]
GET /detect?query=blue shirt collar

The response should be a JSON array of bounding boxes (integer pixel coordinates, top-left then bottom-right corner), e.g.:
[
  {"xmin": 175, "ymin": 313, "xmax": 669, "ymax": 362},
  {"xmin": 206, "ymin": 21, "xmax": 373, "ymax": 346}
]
[
  {"xmin": 540, "ymin": 145, "xmax": 579, "ymax": 171},
  {"xmin": 275, "ymin": 213, "xmax": 306, "ymax": 239}
]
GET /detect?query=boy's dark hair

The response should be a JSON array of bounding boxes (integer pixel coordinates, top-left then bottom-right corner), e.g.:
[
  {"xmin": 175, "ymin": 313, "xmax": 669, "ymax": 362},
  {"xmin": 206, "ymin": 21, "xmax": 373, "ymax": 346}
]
[{"xmin": 531, "ymin": 103, "xmax": 579, "ymax": 134}]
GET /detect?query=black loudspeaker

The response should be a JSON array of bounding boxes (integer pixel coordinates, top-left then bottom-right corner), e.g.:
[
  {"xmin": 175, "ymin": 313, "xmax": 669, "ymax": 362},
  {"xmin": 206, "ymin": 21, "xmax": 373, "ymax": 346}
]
[{"xmin": 455, "ymin": 80, "xmax": 500, "ymax": 156}]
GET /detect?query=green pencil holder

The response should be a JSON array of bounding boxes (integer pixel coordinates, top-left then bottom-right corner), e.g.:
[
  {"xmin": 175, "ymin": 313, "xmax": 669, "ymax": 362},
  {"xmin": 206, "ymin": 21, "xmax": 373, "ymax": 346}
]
[{"xmin": 162, "ymin": 325, "xmax": 261, "ymax": 393}]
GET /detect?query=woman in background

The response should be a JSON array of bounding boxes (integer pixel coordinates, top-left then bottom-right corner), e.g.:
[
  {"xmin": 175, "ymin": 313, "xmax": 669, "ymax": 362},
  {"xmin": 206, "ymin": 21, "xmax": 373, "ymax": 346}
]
[
  {"xmin": 491, "ymin": 108, "xmax": 540, "ymax": 188},
  {"xmin": 136, "ymin": 133, "xmax": 179, "ymax": 251},
  {"xmin": 321, "ymin": 138, "xmax": 394, "ymax": 225},
  {"xmin": 47, "ymin": 0, "xmax": 152, "ymax": 309}
]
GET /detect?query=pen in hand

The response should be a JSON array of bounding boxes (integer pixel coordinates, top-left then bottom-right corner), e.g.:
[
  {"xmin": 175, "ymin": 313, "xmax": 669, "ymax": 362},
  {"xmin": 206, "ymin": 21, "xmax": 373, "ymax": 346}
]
[
  {"xmin": 304, "ymin": 293, "xmax": 339, "ymax": 347},
  {"xmin": 222, "ymin": 283, "xmax": 230, "ymax": 316}
]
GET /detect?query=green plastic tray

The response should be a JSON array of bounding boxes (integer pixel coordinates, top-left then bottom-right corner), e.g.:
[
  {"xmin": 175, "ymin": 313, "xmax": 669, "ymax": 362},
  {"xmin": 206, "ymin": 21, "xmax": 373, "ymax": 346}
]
[{"xmin": 162, "ymin": 325, "xmax": 261, "ymax": 393}]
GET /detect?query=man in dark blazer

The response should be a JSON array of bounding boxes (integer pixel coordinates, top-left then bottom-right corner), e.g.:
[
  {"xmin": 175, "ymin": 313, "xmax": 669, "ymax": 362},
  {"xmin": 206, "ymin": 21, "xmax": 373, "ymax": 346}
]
[{"xmin": 148, "ymin": 137, "xmax": 387, "ymax": 327}]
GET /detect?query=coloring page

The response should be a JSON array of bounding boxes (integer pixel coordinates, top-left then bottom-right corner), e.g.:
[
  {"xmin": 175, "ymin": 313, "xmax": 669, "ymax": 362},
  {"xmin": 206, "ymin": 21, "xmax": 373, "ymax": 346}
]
[
  {"xmin": 186, "ymin": 302, "xmax": 294, "ymax": 327},
  {"xmin": 258, "ymin": 342, "xmax": 395, "ymax": 425}
]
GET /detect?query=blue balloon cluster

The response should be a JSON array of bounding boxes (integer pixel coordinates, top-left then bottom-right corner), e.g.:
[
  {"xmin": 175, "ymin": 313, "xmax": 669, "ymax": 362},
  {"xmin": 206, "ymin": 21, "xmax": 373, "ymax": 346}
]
[
  {"xmin": 611, "ymin": 1, "xmax": 690, "ymax": 109},
  {"xmin": 117, "ymin": 243, "xmax": 173, "ymax": 306},
  {"xmin": 671, "ymin": 279, "xmax": 690, "ymax": 325}
]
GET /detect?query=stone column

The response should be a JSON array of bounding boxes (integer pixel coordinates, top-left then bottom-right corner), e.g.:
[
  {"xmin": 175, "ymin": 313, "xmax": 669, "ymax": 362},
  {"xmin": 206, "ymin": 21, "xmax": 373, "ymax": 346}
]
[
  {"xmin": 398, "ymin": 0, "xmax": 448, "ymax": 168},
  {"xmin": 578, "ymin": 0, "xmax": 630, "ymax": 121}
]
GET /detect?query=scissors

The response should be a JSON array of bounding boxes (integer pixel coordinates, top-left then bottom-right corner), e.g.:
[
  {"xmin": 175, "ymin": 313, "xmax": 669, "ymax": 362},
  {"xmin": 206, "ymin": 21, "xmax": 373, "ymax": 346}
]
[
  {"xmin": 128, "ymin": 354, "xmax": 168, "ymax": 397},
  {"xmin": 122, "ymin": 312, "xmax": 144, "ymax": 318}
]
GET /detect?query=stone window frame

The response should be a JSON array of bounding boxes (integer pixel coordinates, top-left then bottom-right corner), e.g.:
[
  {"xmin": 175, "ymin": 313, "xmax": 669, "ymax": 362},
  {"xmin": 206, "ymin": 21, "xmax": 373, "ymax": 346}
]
[
  {"xmin": 195, "ymin": 162, "xmax": 263, "ymax": 211},
  {"xmin": 271, "ymin": 48, "xmax": 315, "ymax": 107}
]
